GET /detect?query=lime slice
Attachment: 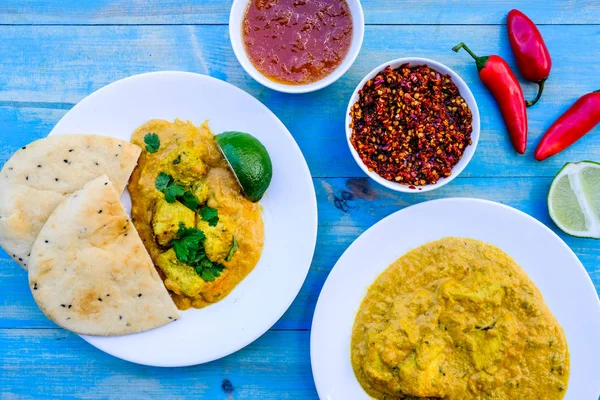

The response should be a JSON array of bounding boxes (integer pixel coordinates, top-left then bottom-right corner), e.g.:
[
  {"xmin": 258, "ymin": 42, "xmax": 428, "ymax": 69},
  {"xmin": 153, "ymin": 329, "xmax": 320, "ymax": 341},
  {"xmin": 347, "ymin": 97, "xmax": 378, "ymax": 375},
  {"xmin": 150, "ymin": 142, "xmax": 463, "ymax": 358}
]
[
  {"xmin": 548, "ymin": 161, "xmax": 600, "ymax": 239},
  {"xmin": 215, "ymin": 131, "xmax": 273, "ymax": 202}
]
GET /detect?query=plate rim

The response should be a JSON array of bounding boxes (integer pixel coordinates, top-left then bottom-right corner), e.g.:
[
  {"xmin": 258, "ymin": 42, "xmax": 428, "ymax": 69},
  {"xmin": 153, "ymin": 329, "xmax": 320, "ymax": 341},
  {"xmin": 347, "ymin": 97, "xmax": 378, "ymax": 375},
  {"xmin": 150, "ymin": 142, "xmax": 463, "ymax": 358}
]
[
  {"xmin": 310, "ymin": 197, "xmax": 600, "ymax": 398},
  {"xmin": 48, "ymin": 70, "xmax": 319, "ymax": 367}
]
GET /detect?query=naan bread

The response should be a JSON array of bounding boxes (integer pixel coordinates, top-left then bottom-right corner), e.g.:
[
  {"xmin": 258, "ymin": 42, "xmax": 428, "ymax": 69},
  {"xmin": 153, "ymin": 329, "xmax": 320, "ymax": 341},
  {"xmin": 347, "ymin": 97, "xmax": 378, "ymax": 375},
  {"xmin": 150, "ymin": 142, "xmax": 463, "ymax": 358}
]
[
  {"xmin": 28, "ymin": 175, "xmax": 179, "ymax": 336},
  {"xmin": 0, "ymin": 135, "xmax": 141, "ymax": 269}
]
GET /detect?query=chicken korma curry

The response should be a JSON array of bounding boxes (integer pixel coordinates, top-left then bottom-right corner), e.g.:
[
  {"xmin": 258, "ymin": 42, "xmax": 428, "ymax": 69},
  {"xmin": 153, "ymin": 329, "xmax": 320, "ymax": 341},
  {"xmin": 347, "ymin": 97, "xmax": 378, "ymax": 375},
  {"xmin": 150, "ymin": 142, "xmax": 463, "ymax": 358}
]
[
  {"xmin": 129, "ymin": 119, "xmax": 264, "ymax": 310},
  {"xmin": 351, "ymin": 238, "xmax": 569, "ymax": 399}
]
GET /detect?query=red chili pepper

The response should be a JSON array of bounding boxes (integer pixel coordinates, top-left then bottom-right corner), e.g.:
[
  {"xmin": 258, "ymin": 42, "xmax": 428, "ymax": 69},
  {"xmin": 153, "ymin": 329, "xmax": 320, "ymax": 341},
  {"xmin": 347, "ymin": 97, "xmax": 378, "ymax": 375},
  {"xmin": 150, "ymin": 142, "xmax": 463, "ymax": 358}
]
[
  {"xmin": 507, "ymin": 9, "xmax": 552, "ymax": 107},
  {"xmin": 453, "ymin": 42, "xmax": 528, "ymax": 154},
  {"xmin": 535, "ymin": 90, "xmax": 600, "ymax": 161}
]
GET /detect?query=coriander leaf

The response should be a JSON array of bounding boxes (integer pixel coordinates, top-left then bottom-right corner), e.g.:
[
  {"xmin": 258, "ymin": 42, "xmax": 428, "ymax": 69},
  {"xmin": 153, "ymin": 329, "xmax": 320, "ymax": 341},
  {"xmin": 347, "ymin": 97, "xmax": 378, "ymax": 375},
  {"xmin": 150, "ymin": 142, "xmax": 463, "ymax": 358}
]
[
  {"xmin": 172, "ymin": 223, "xmax": 205, "ymax": 264},
  {"xmin": 188, "ymin": 250, "xmax": 207, "ymax": 267},
  {"xmin": 198, "ymin": 257, "xmax": 214, "ymax": 270},
  {"xmin": 201, "ymin": 269, "xmax": 217, "ymax": 282},
  {"xmin": 173, "ymin": 238, "xmax": 193, "ymax": 264},
  {"xmin": 156, "ymin": 172, "xmax": 189, "ymax": 204},
  {"xmin": 155, "ymin": 172, "xmax": 172, "ymax": 191},
  {"xmin": 156, "ymin": 172, "xmax": 198, "ymax": 206},
  {"xmin": 172, "ymin": 154, "xmax": 182, "ymax": 164},
  {"xmin": 225, "ymin": 236, "xmax": 238, "ymax": 262},
  {"xmin": 170, "ymin": 222, "xmax": 225, "ymax": 283},
  {"xmin": 200, "ymin": 206, "xmax": 219, "ymax": 227},
  {"xmin": 164, "ymin": 182, "xmax": 185, "ymax": 203},
  {"xmin": 144, "ymin": 133, "xmax": 160, "ymax": 153},
  {"xmin": 176, "ymin": 222, "xmax": 205, "ymax": 243},
  {"xmin": 179, "ymin": 191, "xmax": 199, "ymax": 211},
  {"xmin": 211, "ymin": 263, "xmax": 224, "ymax": 276},
  {"xmin": 201, "ymin": 263, "xmax": 224, "ymax": 282}
]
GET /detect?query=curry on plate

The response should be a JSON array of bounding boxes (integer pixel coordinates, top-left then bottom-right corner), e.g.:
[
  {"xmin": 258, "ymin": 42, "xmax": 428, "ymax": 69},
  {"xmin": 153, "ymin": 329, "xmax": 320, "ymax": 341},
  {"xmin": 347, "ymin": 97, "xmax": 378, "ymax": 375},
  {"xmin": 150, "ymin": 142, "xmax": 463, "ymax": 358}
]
[
  {"xmin": 129, "ymin": 119, "xmax": 266, "ymax": 310},
  {"xmin": 0, "ymin": 117, "xmax": 273, "ymax": 334},
  {"xmin": 351, "ymin": 238, "xmax": 569, "ymax": 399}
]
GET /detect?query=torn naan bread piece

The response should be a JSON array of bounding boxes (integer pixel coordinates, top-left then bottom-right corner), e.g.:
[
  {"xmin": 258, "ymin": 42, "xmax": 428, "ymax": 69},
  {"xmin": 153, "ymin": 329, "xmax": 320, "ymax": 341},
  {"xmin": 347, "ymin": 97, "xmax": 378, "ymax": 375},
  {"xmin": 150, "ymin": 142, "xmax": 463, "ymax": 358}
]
[
  {"xmin": 28, "ymin": 175, "xmax": 179, "ymax": 336},
  {"xmin": 0, "ymin": 135, "xmax": 141, "ymax": 269}
]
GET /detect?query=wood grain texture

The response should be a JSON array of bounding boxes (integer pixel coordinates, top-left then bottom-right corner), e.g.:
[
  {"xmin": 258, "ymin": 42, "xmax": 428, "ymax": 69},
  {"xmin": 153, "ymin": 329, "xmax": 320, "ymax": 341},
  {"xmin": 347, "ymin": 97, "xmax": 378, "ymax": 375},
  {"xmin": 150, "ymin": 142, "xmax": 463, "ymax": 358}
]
[
  {"xmin": 1, "ymin": 0, "xmax": 599, "ymax": 25},
  {"xmin": 1, "ymin": 25, "xmax": 599, "ymax": 178},
  {"xmin": 1, "ymin": 2, "xmax": 599, "ymax": 398},
  {"xmin": 0, "ymin": 329, "xmax": 316, "ymax": 399}
]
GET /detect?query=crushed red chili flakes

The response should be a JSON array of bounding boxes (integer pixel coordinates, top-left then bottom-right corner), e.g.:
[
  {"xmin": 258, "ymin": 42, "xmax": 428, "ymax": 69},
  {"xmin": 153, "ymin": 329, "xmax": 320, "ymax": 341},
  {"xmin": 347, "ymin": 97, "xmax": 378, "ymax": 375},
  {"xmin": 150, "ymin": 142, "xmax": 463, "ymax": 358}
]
[{"xmin": 349, "ymin": 64, "xmax": 473, "ymax": 186}]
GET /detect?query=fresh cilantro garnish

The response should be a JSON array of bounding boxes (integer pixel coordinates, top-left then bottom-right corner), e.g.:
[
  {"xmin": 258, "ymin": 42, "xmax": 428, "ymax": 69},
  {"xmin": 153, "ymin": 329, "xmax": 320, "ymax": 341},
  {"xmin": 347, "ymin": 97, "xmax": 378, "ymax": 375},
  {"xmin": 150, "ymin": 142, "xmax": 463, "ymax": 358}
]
[
  {"xmin": 200, "ymin": 205, "xmax": 219, "ymax": 227},
  {"xmin": 165, "ymin": 183, "xmax": 185, "ymax": 203},
  {"xmin": 179, "ymin": 191, "xmax": 199, "ymax": 211},
  {"xmin": 155, "ymin": 172, "xmax": 171, "ymax": 191},
  {"xmin": 155, "ymin": 172, "xmax": 186, "ymax": 203},
  {"xmin": 155, "ymin": 173, "xmax": 200, "ymax": 210},
  {"xmin": 172, "ymin": 223, "xmax": 205, "ymax": 264},
  {"xmin": 172, "ymin": 154, "xmax": 182, "ymax": 164},
  {"xmin": 171, "ymin": 222, "xmax": 224, "ymax": 282},
  {"xmin": 225, "ymin": 236, "xmax": 238, "ymax": 262},
  {"xmin": 199, "ymin": 264, "xmax": 224, "ymax": 282},
  {"xmin": 144, "ymin": 133, "xmax": 160, "ymax": 153}
]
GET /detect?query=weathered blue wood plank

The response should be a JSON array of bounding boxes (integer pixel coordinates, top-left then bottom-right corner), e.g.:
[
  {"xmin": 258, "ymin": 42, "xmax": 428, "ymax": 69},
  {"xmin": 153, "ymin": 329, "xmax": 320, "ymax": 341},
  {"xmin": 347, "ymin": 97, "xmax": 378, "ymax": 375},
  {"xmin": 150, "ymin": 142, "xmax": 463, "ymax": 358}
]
[
  {"xmin": 1, "ymin": 176, "xmax": 598, "ymax": 330},
  {"xmin": 0, "ymin": 4, "xmax": 597, "ymax": 400},
  {"xmin": 0, "ymin": 328, "xmax": 317, "ymax": 399},
  {"xmin": 1, "ymin": 25, "xmax": 599, "ymax": 178},
  {"xmin": 1, "ymin": 0, "xmax": 599, "ymax": 25}
]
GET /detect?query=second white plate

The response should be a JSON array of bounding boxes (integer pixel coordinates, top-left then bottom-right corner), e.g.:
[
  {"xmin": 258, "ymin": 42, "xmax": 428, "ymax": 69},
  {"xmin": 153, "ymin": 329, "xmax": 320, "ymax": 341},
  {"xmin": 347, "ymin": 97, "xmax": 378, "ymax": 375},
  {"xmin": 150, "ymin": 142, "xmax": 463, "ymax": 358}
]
[{"xmin": 311, "ymin": 198, "xmax": 600, "ymax": 399}]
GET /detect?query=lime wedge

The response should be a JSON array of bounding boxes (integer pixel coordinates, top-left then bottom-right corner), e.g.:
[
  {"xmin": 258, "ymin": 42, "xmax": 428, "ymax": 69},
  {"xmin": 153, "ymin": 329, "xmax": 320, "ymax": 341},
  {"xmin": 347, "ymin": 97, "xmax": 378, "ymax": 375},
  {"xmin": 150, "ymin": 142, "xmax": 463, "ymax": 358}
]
[
  {"xmin": 215, "ymin": 131, "xmax": 273, "ymax": 202},
  {"xmin": 548, "ymin": 161, "xmax": 600, "ymax": 239}
]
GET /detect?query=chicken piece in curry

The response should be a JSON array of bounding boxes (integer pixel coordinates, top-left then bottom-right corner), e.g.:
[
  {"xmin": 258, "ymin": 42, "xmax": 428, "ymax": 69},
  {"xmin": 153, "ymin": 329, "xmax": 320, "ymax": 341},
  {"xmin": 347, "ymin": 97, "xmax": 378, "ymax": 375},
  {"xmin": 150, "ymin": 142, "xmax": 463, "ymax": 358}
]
[
  {"xmin": 128, "ymin": 119, "xmax": 264, "ymax": 310},
  {"xmin": 351, "ymin": 238, "xmax": 569, "ymax": 400}
]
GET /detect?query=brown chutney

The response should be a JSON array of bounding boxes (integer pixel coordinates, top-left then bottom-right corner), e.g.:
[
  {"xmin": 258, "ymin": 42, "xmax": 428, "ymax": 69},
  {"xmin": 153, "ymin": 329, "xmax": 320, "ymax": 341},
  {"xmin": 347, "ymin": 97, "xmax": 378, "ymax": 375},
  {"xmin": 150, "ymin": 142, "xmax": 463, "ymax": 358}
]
[{"xmin": 242, "ymin": 0, "xmax": 353, "ymax": 85}]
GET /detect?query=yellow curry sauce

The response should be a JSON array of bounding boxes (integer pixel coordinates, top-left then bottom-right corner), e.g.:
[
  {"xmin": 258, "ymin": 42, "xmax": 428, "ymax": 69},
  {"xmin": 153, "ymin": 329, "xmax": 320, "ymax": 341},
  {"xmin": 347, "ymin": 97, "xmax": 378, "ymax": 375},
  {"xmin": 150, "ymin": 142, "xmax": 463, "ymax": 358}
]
[
  {"xmin": 351, "ymin": 238, "xmax": 569, "ymax": 400},
  {"xmin": 129, "ymin": 119, "xmax": 264, "ymax": 310}
]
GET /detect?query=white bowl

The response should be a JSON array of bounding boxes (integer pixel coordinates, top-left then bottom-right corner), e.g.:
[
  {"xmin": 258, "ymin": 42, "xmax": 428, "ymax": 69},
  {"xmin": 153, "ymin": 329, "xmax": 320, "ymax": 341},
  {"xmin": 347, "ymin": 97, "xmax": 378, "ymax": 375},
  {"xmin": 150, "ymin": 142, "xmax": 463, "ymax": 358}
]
[
  {"xmin": 345, "ymin": 57, "xmax": 480, "ymax": 193},
  {"xmin": 229, "ymin": 0, "xmax": 365, "ymax": 94}
]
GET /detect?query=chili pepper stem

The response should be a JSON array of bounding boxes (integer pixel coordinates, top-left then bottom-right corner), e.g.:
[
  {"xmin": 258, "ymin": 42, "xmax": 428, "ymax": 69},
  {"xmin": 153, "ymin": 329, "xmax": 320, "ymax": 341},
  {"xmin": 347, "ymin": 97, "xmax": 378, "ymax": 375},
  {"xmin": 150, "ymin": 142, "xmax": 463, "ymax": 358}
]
[
  {"xmin": 452, "ymin": 42, "xmax": 488, "ymax": 71},
  {"xmin": 452, "ymin": 43, "xmax": 478, "ymax": 58},
  {"xmin": 526, "ymin": 78, "xmax": 546, "ymax": 107}
]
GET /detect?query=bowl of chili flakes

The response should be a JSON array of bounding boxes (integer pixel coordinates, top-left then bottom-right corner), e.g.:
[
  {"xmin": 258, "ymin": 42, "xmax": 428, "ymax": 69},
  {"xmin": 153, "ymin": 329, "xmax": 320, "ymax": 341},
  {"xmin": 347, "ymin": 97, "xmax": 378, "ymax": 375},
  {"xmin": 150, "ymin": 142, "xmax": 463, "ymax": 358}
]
[{"xmin": 346, "ymin": 58, "xmax": 480, "ymax": 192}]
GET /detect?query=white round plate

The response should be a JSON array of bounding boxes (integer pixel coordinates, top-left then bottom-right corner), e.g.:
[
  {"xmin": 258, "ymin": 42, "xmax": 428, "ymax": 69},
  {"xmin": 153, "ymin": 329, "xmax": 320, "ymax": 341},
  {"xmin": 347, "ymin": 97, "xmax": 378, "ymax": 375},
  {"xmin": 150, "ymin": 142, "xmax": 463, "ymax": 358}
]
[
  {"xmin": 229, "ymin": 0, "xmax": 364, "ymax": 93},
  {"xmin": 49, "ymin": 71, "xmax": 318, "ymax": 367},
  {"xmin": 311, "ymin": 198, "xmax": 600, "ymax": 399}
]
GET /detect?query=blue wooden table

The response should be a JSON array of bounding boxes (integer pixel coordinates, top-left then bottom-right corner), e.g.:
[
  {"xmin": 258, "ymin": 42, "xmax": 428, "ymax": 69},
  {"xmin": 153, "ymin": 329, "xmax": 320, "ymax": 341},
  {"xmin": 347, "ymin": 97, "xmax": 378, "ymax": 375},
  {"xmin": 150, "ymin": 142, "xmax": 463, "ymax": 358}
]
[{"xmin": 1, "ymin": 1, "xmax": 599, "ymax": 398}]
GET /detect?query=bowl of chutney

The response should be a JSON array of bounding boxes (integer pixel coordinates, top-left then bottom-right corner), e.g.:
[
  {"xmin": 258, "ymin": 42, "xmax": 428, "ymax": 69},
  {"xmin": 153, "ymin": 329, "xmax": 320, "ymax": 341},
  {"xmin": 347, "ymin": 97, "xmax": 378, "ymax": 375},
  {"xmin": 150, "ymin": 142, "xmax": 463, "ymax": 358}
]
[{"xmin": 230, "ymin": 0, "xmax": 365, "ymax": 93}]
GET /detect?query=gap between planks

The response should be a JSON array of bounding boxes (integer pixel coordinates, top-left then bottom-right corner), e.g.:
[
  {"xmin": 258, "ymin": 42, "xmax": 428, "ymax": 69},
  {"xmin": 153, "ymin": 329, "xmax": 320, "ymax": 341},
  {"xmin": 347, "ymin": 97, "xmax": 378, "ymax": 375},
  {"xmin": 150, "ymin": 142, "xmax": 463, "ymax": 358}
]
[
  {"xmin": 0, "ymin": 327, "xmax": 310, "ymax": 331},
  {"xmin": 0, "ymin": 23, "xmax": 598, "ymax": 27},
  {"xmin": 0, "ymin": 101, "xmax": 74, "ymax": 110}
]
